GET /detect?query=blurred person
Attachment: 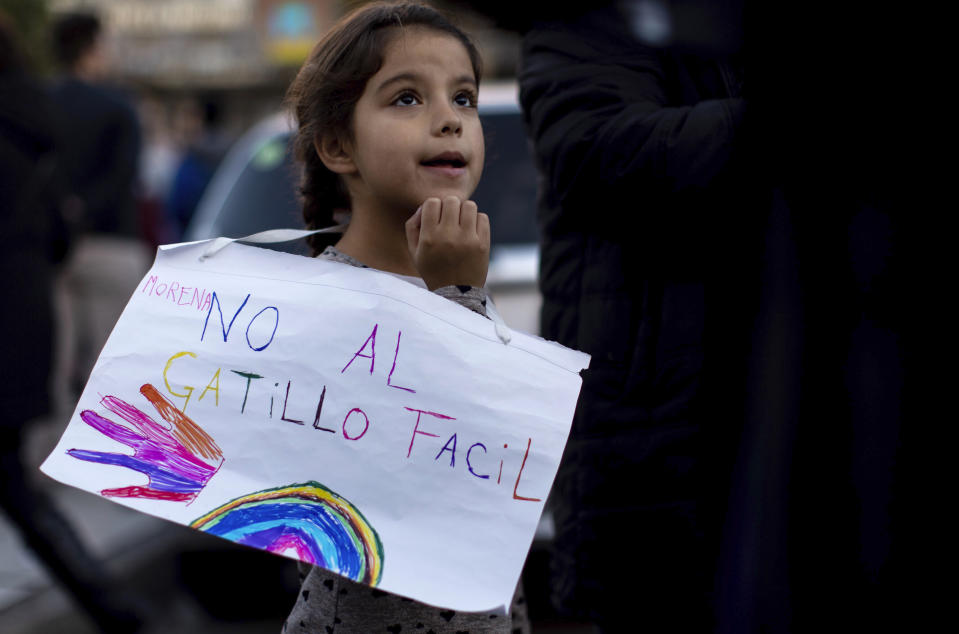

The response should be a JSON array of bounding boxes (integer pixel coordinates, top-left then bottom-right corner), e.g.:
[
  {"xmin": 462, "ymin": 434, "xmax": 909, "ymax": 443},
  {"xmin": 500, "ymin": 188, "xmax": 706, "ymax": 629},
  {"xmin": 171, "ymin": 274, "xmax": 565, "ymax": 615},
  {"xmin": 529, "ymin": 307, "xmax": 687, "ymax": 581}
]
[
  {"xmin": 50, "ymin": 10, "xmax": 149, "ymax": 407},
  {"xmin": 136, "ymin": 92, "xmax": 179, "ymax": 248},
  {"xmin": 165, "ymin": 96, "xmax": 231, "ymax": 241},
  {"xmin": 1, "ymin": 12, "xmax": 144, "ymax": 632},
  {"xmin": 517, "ymin": 2, "xmax": 750, "ymax": 631},
  {"xmin": 452, "ymin": 2, "xmax": 915, "ymax": 631},
  {"xmin": 510, "ymin": 1, "xmax": 913, "ymax": 631}
]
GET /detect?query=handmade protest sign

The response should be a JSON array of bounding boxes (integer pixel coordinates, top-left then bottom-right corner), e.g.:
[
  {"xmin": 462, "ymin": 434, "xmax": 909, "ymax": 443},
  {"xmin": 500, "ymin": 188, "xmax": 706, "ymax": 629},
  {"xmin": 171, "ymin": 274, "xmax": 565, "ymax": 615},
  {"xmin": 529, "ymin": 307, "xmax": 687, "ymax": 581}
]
[{"xmin": 41, "ymin": 240, "xmax": 589, "ymax": 613}]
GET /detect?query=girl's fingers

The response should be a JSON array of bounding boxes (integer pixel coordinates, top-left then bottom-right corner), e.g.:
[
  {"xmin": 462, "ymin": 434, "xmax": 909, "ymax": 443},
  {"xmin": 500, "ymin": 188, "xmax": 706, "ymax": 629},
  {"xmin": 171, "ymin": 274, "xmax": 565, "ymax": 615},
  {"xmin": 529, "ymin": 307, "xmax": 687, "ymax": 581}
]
[
  {"xmin": 405, "ymin": 206, "xmax": 423, "ymax": 250},
  {"xmin": 409, "ymin": 196, "xmax": 489, "ymax": 290},
  {"xmin": 460, "ymin": 200, "xmax": 478, "ymax": 231},
  {"xmin": 440, "ymin": 196, "xmax": 461, "ymax": 229},
  {"xmin": 416, "ymin": 196, "xmax": 485, "ymax": 243},
  {"xmin": 477, "ymin": 211, "xmax": 490, "ymax": 245},
  {"xmin": 420, "ymin": 197, "xmax": 442, "ymax": 230},
  {"xmin": 409, "ymin": 205, "xmax": 423, "ymax": 228}
]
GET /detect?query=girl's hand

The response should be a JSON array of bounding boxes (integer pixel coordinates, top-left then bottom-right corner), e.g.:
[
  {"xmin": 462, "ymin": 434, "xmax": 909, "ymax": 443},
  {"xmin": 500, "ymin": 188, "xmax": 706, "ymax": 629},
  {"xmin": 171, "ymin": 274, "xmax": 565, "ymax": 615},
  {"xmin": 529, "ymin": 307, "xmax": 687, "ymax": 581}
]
[{"xmin": 405, "ymin": 196, "xmax": 490, "ymax": 291}]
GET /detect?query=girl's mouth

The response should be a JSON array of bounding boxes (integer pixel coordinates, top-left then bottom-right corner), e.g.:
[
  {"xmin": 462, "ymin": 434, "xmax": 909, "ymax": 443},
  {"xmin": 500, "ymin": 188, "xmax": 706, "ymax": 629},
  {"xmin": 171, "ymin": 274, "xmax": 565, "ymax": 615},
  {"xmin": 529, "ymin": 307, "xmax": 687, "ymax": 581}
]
[{"xmin": 421, "ymin": 152, "xmax": 467, "ymax": 170}]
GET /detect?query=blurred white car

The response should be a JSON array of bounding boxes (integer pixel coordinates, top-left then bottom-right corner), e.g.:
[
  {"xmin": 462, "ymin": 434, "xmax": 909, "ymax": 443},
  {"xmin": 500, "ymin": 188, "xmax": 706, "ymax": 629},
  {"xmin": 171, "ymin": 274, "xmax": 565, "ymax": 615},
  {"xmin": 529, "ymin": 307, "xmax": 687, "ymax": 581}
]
[{"xmin": 185, "ymin": 81, "xmax": 541, "ymax": 334}]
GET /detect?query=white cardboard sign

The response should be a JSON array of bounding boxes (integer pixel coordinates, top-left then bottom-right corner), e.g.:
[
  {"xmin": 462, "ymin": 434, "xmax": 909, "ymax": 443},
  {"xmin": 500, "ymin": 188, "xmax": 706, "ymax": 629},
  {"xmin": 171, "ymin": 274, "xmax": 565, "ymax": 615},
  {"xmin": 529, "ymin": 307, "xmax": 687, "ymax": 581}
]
[{"xmin": 40, "ymin": 240, "xmax": 589, "ymax": 613}]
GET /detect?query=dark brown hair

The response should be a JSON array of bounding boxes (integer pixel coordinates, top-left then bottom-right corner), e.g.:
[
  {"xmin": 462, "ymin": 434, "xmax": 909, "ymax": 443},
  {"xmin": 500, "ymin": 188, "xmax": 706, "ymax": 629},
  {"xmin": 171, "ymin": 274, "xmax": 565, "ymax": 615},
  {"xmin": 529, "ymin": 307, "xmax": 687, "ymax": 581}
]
[
  {"xmin": 51, "ymin": 12, "xmax": 101, "ymax": 69},
  {"xmin": 285, "ymin": 1, "xmax": 482, "ymax": 255}
]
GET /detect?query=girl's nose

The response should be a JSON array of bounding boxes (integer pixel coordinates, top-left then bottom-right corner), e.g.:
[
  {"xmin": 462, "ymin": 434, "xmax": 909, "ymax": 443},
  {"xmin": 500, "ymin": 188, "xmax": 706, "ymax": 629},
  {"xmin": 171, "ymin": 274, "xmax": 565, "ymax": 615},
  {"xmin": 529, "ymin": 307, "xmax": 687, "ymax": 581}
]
[{"xmin": 435, "ymin": 105, "xmax": 462, "ymax": 136}]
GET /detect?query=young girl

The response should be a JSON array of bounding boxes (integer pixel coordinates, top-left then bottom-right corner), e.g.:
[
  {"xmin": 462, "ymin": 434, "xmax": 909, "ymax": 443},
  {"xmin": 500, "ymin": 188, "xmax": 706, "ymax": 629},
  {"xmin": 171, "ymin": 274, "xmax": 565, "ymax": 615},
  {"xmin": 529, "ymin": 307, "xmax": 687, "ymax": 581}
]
[{"xmin": 282, "ymin": 3, "xmax": 530, "ymax": 632}]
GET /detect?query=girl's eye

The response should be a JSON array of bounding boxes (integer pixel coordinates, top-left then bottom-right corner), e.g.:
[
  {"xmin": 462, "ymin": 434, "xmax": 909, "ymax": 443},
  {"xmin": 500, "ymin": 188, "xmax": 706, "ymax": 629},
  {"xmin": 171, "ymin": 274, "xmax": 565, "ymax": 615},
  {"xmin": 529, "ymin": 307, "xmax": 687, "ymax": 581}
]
[
  {"xmin": 454, "ymin": 91, "xmax": 477, "ymax": 108},
  {"xmin": 394, "ymin": 92, "xmax": 420, "ymax": 106}
]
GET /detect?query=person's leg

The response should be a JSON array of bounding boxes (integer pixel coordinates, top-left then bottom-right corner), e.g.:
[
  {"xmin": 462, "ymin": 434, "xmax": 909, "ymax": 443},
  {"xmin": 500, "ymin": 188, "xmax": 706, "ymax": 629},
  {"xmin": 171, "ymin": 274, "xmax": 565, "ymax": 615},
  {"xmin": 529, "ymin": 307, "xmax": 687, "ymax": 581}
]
[
  {"xmin": 62, "ymin": 236, "xmax": 149, "ymax": 394},
  {"xmin": 0, "ymin": 426, "xmax": 144, "ymax": 632},
  {"xmin": 53, "ymin": 251, "xmax": 81, "ymax": 410}
]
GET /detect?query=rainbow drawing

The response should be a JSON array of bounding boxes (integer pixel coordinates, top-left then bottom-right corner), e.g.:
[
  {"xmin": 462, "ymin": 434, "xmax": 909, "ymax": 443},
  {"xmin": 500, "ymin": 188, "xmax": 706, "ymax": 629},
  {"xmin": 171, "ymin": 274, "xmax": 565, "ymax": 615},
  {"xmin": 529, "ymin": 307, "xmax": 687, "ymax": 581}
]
[
  {"xmin": 67, "ymin": 384, "xmax": 224, "ymax": 502},
  {"xmin": 190, "ymin": 482, "xmax": 384, "ymax": 585}
]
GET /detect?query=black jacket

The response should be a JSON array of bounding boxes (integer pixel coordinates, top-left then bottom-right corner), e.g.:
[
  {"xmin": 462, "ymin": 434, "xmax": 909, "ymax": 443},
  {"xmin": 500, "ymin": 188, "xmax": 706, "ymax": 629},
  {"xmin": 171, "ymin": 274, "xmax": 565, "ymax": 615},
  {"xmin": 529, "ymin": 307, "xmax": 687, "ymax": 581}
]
[
  {"xmin": 519, "ymin": 5, "xmax": 747, "ymax": 625},
  {"xmin": 49, "ymin": 77, "xmax": 140, "ymax": 238},
  {"xmin": 1, "ymin": 71, "xmax": 71, "ymax": 424}
]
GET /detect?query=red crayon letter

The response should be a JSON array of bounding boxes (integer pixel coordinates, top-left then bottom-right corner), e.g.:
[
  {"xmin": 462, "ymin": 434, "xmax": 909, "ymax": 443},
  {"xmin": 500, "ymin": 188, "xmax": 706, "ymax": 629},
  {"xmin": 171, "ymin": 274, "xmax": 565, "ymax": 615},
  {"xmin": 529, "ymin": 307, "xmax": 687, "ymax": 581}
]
[
  {"xmin": 512, "ymin": 438, "xmax": 542, "ymax": 502},
  {"xmin": 404, "ymin": 407, "xmax": 454, "ymax": 458},
  {"xmin": 342, "ymin": 408, "xmax": 370, "ymax": 440}
]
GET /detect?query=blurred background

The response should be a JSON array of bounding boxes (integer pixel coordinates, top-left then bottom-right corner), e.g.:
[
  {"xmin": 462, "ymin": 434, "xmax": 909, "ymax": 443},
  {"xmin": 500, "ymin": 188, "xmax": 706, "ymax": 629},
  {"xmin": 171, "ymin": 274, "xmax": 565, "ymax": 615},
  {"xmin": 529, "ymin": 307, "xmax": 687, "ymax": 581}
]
[{"xmin": 4, "ymin": 0, "xmax": 522, "ymax": 134}]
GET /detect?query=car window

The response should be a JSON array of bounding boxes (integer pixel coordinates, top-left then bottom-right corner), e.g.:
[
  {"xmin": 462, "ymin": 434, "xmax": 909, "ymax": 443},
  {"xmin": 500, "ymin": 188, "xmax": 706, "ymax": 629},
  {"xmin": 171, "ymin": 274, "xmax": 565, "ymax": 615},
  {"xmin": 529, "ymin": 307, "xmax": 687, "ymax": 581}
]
[{"xmin": 212, "ymin": 133, "xmax": 309, "ymax": 255}]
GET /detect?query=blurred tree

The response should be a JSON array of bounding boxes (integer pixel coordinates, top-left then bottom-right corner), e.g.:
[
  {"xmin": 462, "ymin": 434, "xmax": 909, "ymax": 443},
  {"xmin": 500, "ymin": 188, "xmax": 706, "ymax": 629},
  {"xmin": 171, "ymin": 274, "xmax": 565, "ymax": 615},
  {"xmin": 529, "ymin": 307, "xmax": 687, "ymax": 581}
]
[{"xmin": 0, "ymin": 0, "xmax": 52, "ymax": 73}]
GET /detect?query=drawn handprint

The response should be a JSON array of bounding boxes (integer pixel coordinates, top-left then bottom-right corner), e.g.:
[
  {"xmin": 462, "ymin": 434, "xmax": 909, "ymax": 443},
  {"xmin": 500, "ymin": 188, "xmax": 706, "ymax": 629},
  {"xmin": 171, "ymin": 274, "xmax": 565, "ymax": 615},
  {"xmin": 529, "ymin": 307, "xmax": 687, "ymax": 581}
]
[{"xmin": 68, "ymin": 384, "xmax": 224, "ymax": 502}]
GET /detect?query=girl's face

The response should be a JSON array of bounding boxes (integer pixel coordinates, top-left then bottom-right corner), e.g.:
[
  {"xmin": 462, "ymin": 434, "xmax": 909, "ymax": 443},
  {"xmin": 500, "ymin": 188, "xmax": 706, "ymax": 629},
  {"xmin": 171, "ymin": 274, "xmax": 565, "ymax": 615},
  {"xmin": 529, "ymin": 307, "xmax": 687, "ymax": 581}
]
[{"xmin": 342, "ymin": 27, "xmax": 484, "ymax": 218}]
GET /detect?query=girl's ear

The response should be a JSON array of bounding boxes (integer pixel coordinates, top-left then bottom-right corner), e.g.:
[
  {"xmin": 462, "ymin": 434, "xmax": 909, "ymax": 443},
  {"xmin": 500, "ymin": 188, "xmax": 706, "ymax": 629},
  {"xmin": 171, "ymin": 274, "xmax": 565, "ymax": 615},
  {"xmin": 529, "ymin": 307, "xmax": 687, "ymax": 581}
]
[{"xmin": 314, "ymin": 133, "xmax": 357, "ymax": 175}]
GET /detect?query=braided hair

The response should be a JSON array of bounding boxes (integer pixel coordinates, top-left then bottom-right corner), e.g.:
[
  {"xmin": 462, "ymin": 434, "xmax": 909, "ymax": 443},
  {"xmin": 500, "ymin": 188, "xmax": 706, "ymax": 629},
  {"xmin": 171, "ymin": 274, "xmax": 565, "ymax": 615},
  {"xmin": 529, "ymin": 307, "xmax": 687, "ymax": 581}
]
[{"xmin": 285, "ymin": 1, "xmax": 482, "ymax": 256}]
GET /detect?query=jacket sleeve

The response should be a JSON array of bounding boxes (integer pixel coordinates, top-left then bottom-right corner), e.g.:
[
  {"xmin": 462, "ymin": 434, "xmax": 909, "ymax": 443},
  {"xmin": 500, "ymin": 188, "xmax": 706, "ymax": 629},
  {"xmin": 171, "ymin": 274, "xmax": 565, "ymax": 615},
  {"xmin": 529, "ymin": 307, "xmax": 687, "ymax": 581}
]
[{"xmin": 519, "ymin": 12, "xmax": 745, "ymax": 224}]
